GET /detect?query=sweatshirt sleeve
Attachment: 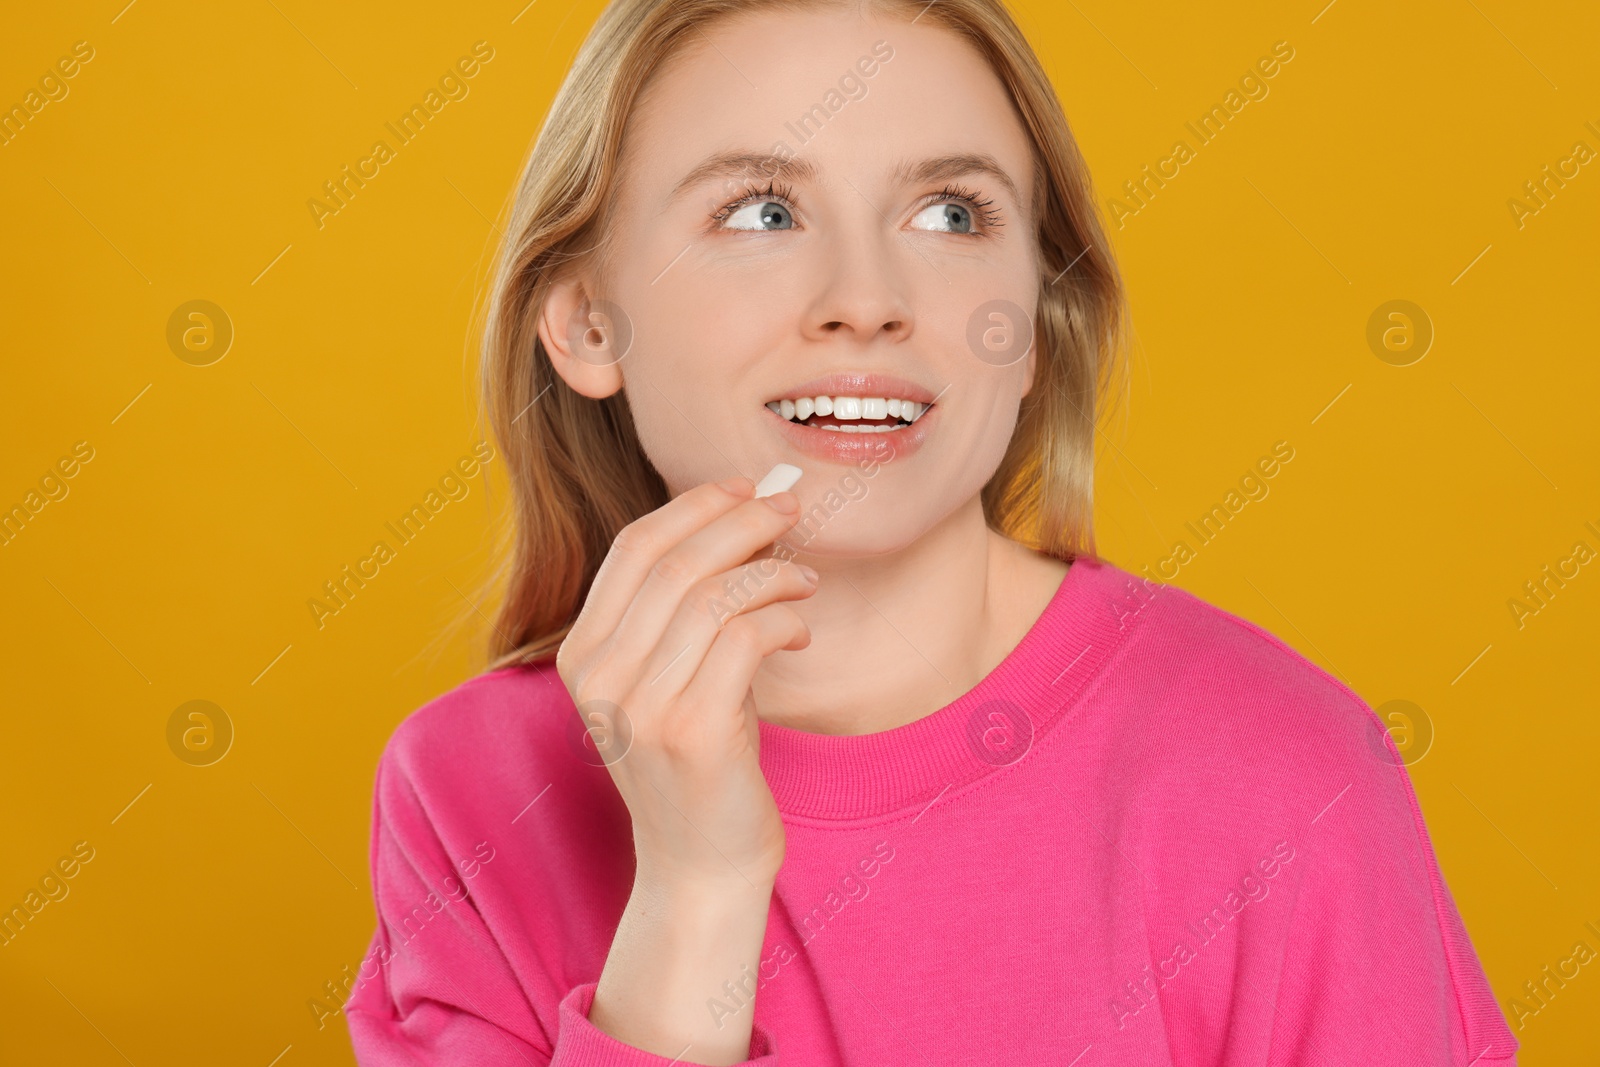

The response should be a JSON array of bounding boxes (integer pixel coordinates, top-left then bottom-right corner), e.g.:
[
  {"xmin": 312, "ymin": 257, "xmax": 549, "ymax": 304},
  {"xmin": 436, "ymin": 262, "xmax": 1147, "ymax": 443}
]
[
  {"xmin": 344, "ymin": 728, "xmax": 780, "ymax": 1066},
  {"xmin": 1260, "ymin": 710, "xmax": 1519, "ymax": 1067}
]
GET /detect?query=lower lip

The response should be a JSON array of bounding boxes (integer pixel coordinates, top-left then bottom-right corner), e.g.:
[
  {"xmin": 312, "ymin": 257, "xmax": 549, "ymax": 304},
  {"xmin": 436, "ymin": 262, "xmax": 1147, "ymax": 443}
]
[{"xmin": 767, "ymin": 405, "xmax": 936, "ymax": 465}]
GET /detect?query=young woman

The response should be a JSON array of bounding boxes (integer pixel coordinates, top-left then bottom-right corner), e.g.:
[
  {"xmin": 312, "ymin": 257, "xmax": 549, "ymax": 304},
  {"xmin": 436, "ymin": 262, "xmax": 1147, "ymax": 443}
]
[{"xmin": 343, "ymin": 1, "xmax": 1518, "ymax": 1063}]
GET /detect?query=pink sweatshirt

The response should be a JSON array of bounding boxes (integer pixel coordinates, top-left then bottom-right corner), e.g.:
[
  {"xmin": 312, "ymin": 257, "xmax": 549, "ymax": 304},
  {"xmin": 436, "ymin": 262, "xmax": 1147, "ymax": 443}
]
[{"xmin": 342, "ymin": 557, "xmax": 1518, "ymax": 1065}]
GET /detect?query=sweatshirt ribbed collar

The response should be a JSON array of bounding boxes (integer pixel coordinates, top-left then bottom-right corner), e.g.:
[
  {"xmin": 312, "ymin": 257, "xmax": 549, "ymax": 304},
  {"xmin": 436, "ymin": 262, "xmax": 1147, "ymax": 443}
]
[{"xmin": 758, "ymin": 557, "xmax": 1144, "ymax": 823}]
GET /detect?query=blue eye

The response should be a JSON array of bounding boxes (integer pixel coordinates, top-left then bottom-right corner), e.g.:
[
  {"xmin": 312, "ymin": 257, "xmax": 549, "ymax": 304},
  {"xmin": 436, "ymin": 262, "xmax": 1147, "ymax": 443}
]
[
  {"xmin": 723, "ymin": 200, "xmax": 794, "ymax": 231},
  {"xmin": 911, "ymin": 185, "xmax": 1002, "ymax": 235},
  {"xmin": 713, "ymin": 180, "xmax": 798, "ymax": 231},
  {"xmin": 911, "ymin": 202, "xmax": 974, "ymax": 233}
]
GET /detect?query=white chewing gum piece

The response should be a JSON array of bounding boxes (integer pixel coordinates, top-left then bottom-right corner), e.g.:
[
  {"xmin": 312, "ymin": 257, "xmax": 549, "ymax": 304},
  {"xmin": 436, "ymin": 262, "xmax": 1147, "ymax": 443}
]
[{"xmin": 753, "ymin": 463, "xmax": 804, "ymax": 498}]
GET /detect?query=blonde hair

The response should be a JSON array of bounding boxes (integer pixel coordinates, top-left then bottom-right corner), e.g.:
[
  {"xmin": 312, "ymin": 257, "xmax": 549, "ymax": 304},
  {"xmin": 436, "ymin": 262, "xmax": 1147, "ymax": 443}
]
[{"xmin": 475, "ymin": 0, "xmax": 1127, "ymax": 671}]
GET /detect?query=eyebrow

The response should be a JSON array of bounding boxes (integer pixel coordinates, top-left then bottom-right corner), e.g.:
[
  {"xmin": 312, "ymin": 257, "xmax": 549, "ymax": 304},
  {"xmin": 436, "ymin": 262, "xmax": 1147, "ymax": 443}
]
[
  {"xmin": 669, "ymin": 152, "xmax": 821, "ymax": 202},
  {"xmin": 669, "ymin": 150, "xmax": 1024, "ymax": 208},
  {"xmin": 891, "ymin": 153, "xmax": 1024, "ymax": 209}
]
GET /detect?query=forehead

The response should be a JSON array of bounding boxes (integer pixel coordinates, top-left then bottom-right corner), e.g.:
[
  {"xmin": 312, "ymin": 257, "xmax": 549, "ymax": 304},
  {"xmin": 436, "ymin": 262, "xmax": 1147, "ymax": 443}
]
[{"xmin": 619, "ymin": 5, "xmax": 1034, "ymax": 203}]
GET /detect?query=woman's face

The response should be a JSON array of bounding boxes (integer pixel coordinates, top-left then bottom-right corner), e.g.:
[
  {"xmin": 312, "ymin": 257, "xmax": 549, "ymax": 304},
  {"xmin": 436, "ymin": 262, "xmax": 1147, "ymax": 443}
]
[{"xmin": 554, "ymin": 5, "xmax": 1043, "ymax": 555}]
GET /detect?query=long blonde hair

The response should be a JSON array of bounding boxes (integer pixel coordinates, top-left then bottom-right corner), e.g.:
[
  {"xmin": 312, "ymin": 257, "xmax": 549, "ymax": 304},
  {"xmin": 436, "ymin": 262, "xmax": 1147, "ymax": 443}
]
[{"xmin": 475, "ymin": 0, "xmax": 1127, "ymax": 671}]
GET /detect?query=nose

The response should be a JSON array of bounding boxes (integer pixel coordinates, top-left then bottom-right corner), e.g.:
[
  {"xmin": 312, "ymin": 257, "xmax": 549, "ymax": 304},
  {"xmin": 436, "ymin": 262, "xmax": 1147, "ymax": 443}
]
[{"xmin": 801, "ymin": 223, "xmax": 915, "ymax": 346}]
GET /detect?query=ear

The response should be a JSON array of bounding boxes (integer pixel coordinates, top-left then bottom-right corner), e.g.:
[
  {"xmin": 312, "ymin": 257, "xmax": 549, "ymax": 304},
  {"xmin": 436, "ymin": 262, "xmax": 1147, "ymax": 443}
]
[
  {"xmin": 538, "ymin": 272, "xmax": 628, "ymax": 399},
  {"xmin": 1019, "ymin": 316, "xmax": 1039, "ymax": 400}
]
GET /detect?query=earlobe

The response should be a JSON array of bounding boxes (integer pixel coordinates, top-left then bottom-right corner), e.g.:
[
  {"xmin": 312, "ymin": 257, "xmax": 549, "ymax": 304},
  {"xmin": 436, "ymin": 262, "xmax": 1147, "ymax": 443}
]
[{"xmin": 538, "ymin": 275, "xmax": 627, "ymax": 399}]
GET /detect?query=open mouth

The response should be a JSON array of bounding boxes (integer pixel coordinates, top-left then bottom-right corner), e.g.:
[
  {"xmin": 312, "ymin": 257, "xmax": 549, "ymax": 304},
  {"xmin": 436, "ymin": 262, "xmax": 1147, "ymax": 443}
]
[{"xmin": 764, "ymin": 394, "xmax": 932, "ymax": 433}]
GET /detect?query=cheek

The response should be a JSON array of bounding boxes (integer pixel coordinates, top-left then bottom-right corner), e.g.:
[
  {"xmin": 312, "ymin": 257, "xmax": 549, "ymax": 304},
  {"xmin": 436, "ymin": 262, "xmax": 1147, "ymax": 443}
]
[
  {"xmin": 614, "ymin": 268, "xmax": 802, "ymax": 490},
  {"xmin": 949, "ymin": 372, "xmax": 1029, "ymax": 484},
  {"xmin": 630, "ymin": 266, "xmax": 798, "ymax": 394},
  {"xmin": 915, "ymin": 270, "xmax": 1037, "ymax": 414}
]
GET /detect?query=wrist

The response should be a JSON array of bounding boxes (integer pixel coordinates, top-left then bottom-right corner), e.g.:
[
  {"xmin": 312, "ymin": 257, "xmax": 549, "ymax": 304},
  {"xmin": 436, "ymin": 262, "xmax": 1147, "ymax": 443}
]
[
  {"xmin": 633, "ymin": 865, "xmax": 776, "ymax": 913},
  {"xmin": 634, "ymin": 850, "xmax": 781, "ymax": 899}
]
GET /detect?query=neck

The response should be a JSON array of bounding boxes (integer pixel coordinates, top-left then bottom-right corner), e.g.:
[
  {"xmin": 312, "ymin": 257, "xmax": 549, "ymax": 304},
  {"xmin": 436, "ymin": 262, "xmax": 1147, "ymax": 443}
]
[{"xmin": 748, "ymin": 493, "xmax": 1069, "ymax": 737}]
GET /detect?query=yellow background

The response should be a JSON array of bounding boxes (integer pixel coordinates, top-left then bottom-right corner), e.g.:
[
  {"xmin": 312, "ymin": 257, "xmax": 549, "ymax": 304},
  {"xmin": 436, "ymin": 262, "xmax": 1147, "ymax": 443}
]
[{"xmin": 2, "ymin": 0, "xmax": 1596, "ymax": 1062}]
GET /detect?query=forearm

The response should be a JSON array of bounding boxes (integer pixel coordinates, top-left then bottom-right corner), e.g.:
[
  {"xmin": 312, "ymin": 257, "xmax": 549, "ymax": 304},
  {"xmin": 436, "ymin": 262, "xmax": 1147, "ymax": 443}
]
[{"xmin": 588, "ymin": 872, "xmax": 774, "ymax": 1065}]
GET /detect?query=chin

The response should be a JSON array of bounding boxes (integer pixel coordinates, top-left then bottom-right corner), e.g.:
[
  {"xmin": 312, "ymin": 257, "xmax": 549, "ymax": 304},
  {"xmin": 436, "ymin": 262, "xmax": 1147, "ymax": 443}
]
[{"xmin": 776, "ymin": 502, "xmax": 943, "ymax": 560}]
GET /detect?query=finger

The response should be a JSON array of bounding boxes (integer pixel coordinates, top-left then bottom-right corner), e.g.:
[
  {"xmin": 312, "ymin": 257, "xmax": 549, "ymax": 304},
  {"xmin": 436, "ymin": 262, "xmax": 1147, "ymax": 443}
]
[
  {"xmin": 567, "ymin": 477, "xmax": 754, "ymax": 656},
  {"xmin": 673, "ymin": 604, "xmax": 810, "ymax": 732},
  {"xmin": 602, "ymin": 493, "xmax": 804, "ymax": 678},
  {"xmin": 638, "ymin": 557, "xmax": 818, "ymax": 695}
]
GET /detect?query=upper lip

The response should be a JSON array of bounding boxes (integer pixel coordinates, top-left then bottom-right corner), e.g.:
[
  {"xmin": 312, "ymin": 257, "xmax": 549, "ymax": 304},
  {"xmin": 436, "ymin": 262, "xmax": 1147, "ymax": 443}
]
[{"xmin": 767, "ymin": 373, "xmax": 941, "ymax": 406}]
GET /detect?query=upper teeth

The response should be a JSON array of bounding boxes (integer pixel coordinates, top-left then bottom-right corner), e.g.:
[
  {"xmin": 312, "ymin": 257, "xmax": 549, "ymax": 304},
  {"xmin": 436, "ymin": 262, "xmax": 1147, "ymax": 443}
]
[{"xmin": 766, "ymin": 395, "xmax": 928, "ymax": 428}]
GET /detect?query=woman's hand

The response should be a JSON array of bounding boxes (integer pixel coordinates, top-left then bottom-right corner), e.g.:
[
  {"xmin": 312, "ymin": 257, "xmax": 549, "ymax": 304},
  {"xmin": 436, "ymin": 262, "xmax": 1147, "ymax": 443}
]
[
  {"xmin": 556, "ymin": 474, "xmax": 815, "ymax": 889},
  {"xmin": 553, "ymin": 474, "xmax": 815, "ymax": 1064}
]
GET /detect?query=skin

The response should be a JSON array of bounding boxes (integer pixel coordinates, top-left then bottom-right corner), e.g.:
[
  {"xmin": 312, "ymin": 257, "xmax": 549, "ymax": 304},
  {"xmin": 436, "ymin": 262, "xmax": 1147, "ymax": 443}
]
[{"xmin": 540, "ymin": 5, "xmax": 1070, "ymax": 1062}]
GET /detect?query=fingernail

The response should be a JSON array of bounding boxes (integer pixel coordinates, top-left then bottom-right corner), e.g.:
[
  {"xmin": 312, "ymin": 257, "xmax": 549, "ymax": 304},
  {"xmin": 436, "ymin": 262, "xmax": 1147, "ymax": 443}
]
[
  {"xmin": 717, "ymin": 476, "xmax": 751, "ymax": 495},
  {"xmin": 763, "ymin": 492, "xmax": 799, "ymax": 514},
  {"xmin": 798, "ymin": 564, "xmax": 820, "ymax": 583}
]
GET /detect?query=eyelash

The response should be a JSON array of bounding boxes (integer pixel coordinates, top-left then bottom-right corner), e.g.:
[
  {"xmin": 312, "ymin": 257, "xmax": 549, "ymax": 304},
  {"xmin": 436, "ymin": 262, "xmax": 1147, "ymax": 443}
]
[
  {"xmin": 710, "ymin": 180, "xmax": 797, "ymax": 225},
  {"xmin": 923, "ymin": 183, "xmax": 1004, "ymax": 234},
  {"xmin": 708, "ymin": 180, "xmax": 1004, "ymax": 234}
]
